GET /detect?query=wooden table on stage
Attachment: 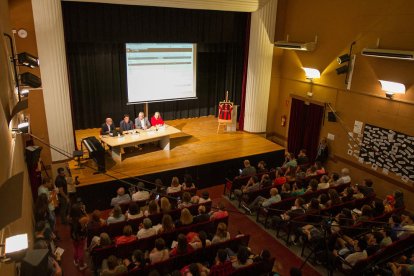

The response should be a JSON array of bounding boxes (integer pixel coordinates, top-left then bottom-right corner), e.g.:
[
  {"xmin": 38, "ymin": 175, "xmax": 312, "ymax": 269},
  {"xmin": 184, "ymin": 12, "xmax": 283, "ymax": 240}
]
[{"xmin": 100, "ymin": 125, "xmax": 181, "ymax": 161}]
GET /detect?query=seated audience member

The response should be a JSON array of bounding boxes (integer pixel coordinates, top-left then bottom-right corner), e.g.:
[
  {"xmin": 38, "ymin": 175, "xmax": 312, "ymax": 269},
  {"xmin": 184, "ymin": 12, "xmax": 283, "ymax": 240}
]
[
  {"xmin": 210, "ymin": 201, "xmax": 229, "ymax": 220},
  {"xmin": 188, "ymin": 231, "xmax": 211, "ymax": 249},
  {"xmin": 352, "ymin": 185, "xmax": 364, "ymax": 199},
  {"xmin": 257, "ymin": 160, "xmax": 268, "ymax": 173},
  {"xmin": 198, "ymin": 191, "xmax": 211, "ymax": 204},
  {"xmin": 87, "ymin": 210, "xmax": 106, "ymax": 231},
  {"xmin": 318, "ymin": 193, "xmax": 329, "ymax": 209},
  {"xmin": 33, "ymin": 239, "xmax": 62, "ymax": 276},
  {"xmin": 371, "ymin": 201, "xmax": 385, "ymax": 217},
  {"xmin": 242, "ymin": 188, "xmax": 281, "ymax": 214},
  {"xmin": 297, "ymin": 149, "xmax": 309, "ymax": 166},
  {"xmin": 326, "ymin": 189, "xmax": 341, "ymax": 207},
  {"xmin": 398, "ymin": 214, "xmax": 414, "ymax": 239},
  {"xmin": 273, "ymin": 168, "xmax": 287, "ymax": 186},
  {"xmin": 306, "ymin": 179, "xmax": 319, "ymax": 193},
  {"xmin": 334, "ymin": 238, "xmax": 368, "ymax": 270},
  {"xmin": 175, "ymin": 208, "xmax": 193, "ymax": 227},
  {"xmin": 107, "ymin": 206, "xmax": 125, "ymax": 225},
  {"xmin": 123, "ymin": 249, "xmax": 146, "ymax": 271},
  {"xmin": 89, "ymin": 232, "xmax": 112, "ymax": 251},
  {"xmin": 234, "ymin": 176, "xmax": 260, "ymax": 198},
  {"xmin": 240, "ymin": 159, "xmax": 256, "ymax": 177},
  {"xmin": 210, "ymin": 249, "xmax": 234, "ymax": 276},
  {"xmin": 119, "ymin": 114, "xmax": 134, "ymax": 132},
  {"xmin": 355, "ymin": 205, "xmax": 373, "ymax": 223},
  {"xmin": 383, "ymin": 194, "xmax": 396, "ymax": 213},
  {"xmin": 135, "ymin": 112, "xmax": 151, "ymax": 130},
  {"xmin": 388, "ymin": 261, "xmax": 414, "ymax": 276},
  {"xmin": 336, "ymin": 168, "xmax": 351, "ymax": 185},
  {"xmin": 317, "ymin": 175, "xmax": 330, "ymax": 190},
  {"xmin": 212, "ymin": 222, "xmax": 230, "ymax": 244},
  {"xmin": 260, "ymin": 174, "xmax": 273, "ymax": 188},
  {"xmin": 178, "ymin": 192, "xmax": 193, "ymax": 208},
  {"xmin": 394, "ymin": 190, "xmax": 405, "ymax": 209},
  {"xmin": 295, "ymin": 166, "xmax": 307, "ymax": 182},
  {"xmin": 167, "ymin": 177, "xmax": 181, "ymax": 194},
  {"xmin": 328, "ymin": 173, "xmax": 340, "ymax": 187},
  {"xmin": 305, "ymin": 166, "xmax": 317, "ymax": 177},
  {"xmin": 282, "ymin": 153, "xmax": 297, "ymax": 169},
  {"xmin": 272, "ymin": 197, "xmax": 306, "ymax": 226},
  {"xmin": 126, "ymin": 202, "xmax": 143, "ymax": 220},
  {"xmin": 101, "ymin": 255, "xmax": 127, "ymax": 276},
  {"xmin": 182, "ymin": 174, "xmax": 195, "ymax": 190},
  {"xmin": 291, "ymin": 182, "xmax": 305, "ymax": 196},
  {"xmin": 358, "ymin": 179, "xmax": 374, "ymax": 196},
  {"xmin": 149, "ymin": 238, "xmax": 169, "ymax": 264},
  {"xmin": 388, "ymin": 214, "xmax": 402, "ymax": 240},
  {"xmin": 144, "ymin": 200, "xmax": 159, "ymax": 216},
  {"xmin": 181, "ymin": 263, "xmax": 210, "ymax": 276},
  {"xmin": 101, "ymin": 117, "xmax": 114, "ymax": 135},
  {"xmin": 340, "ymin": 187, "xmax": 355, "ymax": 202},
  {"xmin": 152, "ymin": 178, "xmax": 166, "ymax": 195},
  {"xmin": 132, "ymin": 182, "xmax": 150, "ymax": 202},
  {"xmin": 115, "ymin": 225, "xmax": 137, "ymax": 246},
  {"xmin": 306, "ymin": 198, "xmax": 321, "ymax": 216},
  {"xmin": 157, "ymin": 214, "xmax": 175, "ymax": 234},
  {"xmin": 137, "ymin": 218, "xmax": 157, "ymax": 239},
  {"xmin": 170, "ymin": 233, "xmax": 194, "ymax": 256},
  {"xmin": 160, "ymin": 197, "xmax": 171, "ymax": 213},
  {"xmin": 193, "ymin": 205, "xmax": 210, "ymax": 223},
  {"xmin": 280, "ymin": 182, "xmax": 292, "ymax": 198},
  {"xmin": 110, "ymin": 187, "xmax": 131, "ymax": 207},
  {"xmin": 232, "ymin": 246, "xmax": 253, "ymax": 269},
  {"xmin": 151, "ymin": 111, "xmax": 164, "ymax": 126},
  {"xmin": 315, "ymin": 161, "xmax": 326, "ymax": 174}
]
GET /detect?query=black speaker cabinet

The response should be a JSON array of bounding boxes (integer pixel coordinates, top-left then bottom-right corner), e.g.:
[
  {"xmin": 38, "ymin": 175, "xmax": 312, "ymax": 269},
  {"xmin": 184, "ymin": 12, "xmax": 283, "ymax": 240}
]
[
  {"xmin": 327, "ymin": 112, "xmax": 337, "ymax": 122},
  {"xmin": 21, "ymin": 249, "xmax": 49, "ymax": 276},
  {"xmin": 25, "ymin": 146, "xmax": 42, "ymax": 168}
]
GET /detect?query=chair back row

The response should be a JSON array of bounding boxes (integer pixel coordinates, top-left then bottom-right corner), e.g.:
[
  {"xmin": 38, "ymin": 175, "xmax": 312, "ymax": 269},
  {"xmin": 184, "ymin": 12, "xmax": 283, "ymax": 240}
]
[{"xmin": 91, "ymin": 215, "xmax": 229, "ymax": 268}]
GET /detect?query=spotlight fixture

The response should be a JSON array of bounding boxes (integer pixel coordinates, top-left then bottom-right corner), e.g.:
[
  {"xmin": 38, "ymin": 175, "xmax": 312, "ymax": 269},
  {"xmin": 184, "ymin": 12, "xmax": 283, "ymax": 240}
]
[
  {"xmin": 337, "ymin": 54, "xmax": 350, "ymax": 64},
  {"xmin": 20, "ymin": 89, "xmax": 29, "ymax": 96},
  {"xmin": 302, "ymin": 67, "xmax": 320, "ymax": 80},
  {"xmin": 20, "ymin": 72, "xmax": 41, "ymax": 88},
  {"xmin": 379, "ymin": 80, "xmax": 405, "ymax": 99},
  {"xmin": 336, "ymin": 65, "xmax": 349, "ymax": 75},
  {"xmin": 17, "ymin": 52, "xmax": 39, "ymax": 68}
]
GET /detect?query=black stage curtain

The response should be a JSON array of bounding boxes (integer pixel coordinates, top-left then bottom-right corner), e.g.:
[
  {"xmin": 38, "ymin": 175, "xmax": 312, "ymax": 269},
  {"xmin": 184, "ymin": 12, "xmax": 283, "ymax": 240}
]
[{"xmin": 62, "ymin": 2, "xmax": 248, "ymax": 129}]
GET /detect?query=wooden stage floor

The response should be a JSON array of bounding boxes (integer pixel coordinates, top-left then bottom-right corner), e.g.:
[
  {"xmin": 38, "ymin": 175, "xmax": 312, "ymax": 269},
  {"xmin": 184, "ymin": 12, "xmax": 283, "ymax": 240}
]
[{"xmin": 69, "ymin": 116, "xmax": 284, "ymax": 187}]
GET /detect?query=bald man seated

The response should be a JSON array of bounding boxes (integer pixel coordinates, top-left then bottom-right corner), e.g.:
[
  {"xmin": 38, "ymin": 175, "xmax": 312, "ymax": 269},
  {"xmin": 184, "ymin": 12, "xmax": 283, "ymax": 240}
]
[
  {"xmin": 110, "ymin": 187, "xmax": 131, "ymax": 207},
  {"xmin": 101, "ymin": 117, "xmax": 114, "ymax": 135}
]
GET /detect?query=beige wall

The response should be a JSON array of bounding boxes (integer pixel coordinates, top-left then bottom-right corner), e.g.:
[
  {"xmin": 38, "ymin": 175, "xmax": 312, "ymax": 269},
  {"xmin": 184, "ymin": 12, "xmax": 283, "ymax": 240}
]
[
  {"xmin": 268, "ymin": 0, "xmax": 414, "ymax": 211},
  {"xmin": 0, "ymin": 0, "xmax": 34, "ymax": 275},
  {"xmin": 9, "ymin": 0, "xmax": 53, "ymax": 173}
]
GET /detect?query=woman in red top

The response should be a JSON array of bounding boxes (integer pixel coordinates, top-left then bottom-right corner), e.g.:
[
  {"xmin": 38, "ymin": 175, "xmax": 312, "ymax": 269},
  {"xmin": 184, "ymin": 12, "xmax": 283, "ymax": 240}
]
[
  {"xmin": 115, "ymin": 225, "xmax": 137, "ymax": 246},
  {"xmin": 151, "ymin": 112, "xmax": 164, "ymax": 126}
]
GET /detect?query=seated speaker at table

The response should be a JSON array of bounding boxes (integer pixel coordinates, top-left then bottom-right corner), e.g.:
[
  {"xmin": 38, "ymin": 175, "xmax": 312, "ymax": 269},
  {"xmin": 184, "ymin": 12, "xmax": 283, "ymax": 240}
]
[
  {"xmin": 119, "ymin": 114, "xmax": 134, "ymax": 132},
  {"xmin": 151, "ymin": 111, "xmax": 164, "ymax": 127},
  {"xmin": 101, "ymin": 118, "xmax": 114, "ymax": 135},
  {"xmin": 135, "ymin": 112, "xmax": 151, "ymax": 130}
]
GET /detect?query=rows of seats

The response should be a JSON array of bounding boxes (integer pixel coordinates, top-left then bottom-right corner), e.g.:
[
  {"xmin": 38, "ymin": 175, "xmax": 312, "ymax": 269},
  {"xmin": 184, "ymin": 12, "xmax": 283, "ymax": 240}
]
[
  {"xmin": 88, "ymin": 201, "xmax": 212, "ymax": 243},
  {"xmin": 91, "ymin": 215, "xmax": 228, "ymax": 269},
  {"xmin": 255, "ymin": 182, "xmax": 350, "ymax": 227}
]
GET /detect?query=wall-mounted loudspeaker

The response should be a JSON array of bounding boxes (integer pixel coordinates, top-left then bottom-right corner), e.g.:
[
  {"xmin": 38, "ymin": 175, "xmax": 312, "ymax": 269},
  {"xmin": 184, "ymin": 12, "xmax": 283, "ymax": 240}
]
[{"xmin": 328, "ymin": 112, "xmax": 337, "ymax": 122}]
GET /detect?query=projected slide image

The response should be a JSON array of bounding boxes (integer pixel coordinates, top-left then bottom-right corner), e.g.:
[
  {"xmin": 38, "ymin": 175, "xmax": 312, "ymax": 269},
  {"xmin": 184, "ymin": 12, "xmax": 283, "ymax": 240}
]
[{"xmin": 126, "ymin": 43, "xmax": 196, "ymax": 103}]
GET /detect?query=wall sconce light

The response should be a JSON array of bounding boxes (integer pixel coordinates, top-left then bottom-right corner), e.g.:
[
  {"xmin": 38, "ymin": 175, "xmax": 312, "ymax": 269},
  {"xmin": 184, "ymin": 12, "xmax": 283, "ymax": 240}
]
[
  {"xmin": 303, "ymin": 67, "xmax": 320, "ymax": 80},
  {"xmin": 17, "ymin": 122, "xmax": 30, "ymax": 133},
  {"xmin": 17, "ymin": 52, "xmax": 39, "ymax": 68},
  {"xmin": 303, "ymin": 67, "xmax": 320, "ymax": 97},
  {"xmin": 337, "ymin": 54, "xmax": 350, "ymax": 64},
  {"xmin": 20, "ymin": 89, "xmax": 30, "ymax": 97},
  {"xmin": 3, "ymin": 234, "xmax": 28, "ymax": 262},
  {"xmin": 336, "ymin": 65, "xmax": 348, "ymax": 75},
  {"xmin": 336, "ymin": 42, "xmax": 356, "ymax": 90},
  {"xmin": 379, "ymin": 80, "xmax": 405, "ymax": 99}
]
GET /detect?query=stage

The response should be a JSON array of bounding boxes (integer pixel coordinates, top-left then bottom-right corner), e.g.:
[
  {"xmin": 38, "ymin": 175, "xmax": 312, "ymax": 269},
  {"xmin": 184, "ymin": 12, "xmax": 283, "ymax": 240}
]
[{"xmin": 70, "ymin": 116, "xmax": 285, "ymax": 210}]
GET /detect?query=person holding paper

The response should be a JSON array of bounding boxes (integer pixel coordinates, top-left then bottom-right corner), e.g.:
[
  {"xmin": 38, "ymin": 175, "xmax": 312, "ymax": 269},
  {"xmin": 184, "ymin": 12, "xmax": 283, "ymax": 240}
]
[{"xmin": 151, "ymin": 111, "xmax": 164, "ymax": 126}]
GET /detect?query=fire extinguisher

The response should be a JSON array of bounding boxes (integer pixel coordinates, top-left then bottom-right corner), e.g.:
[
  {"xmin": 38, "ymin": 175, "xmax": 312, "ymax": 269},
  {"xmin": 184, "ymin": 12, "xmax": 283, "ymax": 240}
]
[{"xmin": 281, "ymin": 115, "xmax": 286, "ymax": 127}]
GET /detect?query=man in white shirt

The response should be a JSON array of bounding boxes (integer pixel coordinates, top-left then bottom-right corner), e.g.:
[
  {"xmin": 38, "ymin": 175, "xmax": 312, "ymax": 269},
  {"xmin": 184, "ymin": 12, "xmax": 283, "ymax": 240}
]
[
  {"xmin": 110, "ymin": 187, "xmax": 131, "ymax": 207},
  {"xmin": 132, "ymin": 182, "xmax": 150, "ymax": 202},
  {"xmin": 317, "ymin": 175, "xmax": 330, "ymax": 190},
  {"xmin": 342, "ymin": 239, "xmax": 368, "ymax": 269},
  {"xmin": 137, "ymin": 218, "xmax": 157, "ymax": 239},
  {"xmin": 336, "ymin": 168, "xmax": 351, "ymax": 185},
  {"xmin": 135, "ymin": 112, "xmax": 151, "ymax": 130}
]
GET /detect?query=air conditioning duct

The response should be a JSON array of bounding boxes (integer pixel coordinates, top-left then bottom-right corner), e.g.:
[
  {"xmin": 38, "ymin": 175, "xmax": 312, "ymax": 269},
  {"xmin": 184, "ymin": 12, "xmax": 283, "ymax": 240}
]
[
  {"xmin": 361, "ymin": 48, "xmax": 414, "ymax": 60},
  {"xmin": 274, "ymin": 35, "xmax": 317, "ymax": 52}
]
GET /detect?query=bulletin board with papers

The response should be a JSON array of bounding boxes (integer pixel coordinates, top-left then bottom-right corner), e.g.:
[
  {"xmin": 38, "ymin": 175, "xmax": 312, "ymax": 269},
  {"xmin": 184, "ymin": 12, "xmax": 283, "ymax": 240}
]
[{"xmin": 359, "ymin": 124, "xmax": 414, "ymax": 183}]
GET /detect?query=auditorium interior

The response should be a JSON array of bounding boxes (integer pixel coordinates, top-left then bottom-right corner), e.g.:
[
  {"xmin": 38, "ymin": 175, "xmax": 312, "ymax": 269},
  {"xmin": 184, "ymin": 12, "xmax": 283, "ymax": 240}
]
[{"xmin": 1, "ymin": 0, "xmax": 414, "ymax": 275}]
